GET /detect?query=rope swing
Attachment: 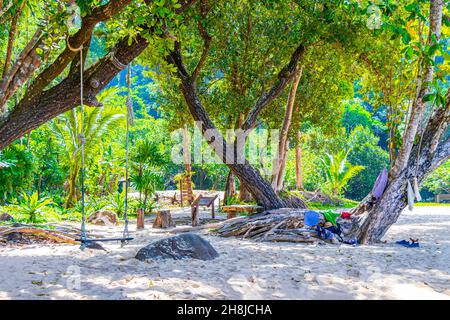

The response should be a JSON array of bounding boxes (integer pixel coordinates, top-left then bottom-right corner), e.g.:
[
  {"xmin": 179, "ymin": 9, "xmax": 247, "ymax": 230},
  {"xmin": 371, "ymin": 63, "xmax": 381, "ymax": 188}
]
[{"xmin": 66, "ymin": 35, "xmax": 133, "ymax": 249}]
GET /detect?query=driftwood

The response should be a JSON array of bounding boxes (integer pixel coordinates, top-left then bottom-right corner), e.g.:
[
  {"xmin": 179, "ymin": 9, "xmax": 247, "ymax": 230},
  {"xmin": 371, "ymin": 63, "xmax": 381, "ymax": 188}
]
[
  {"xmin": 214, "ymin": 208, "xmax": 328, "ymax": 243},
  {"xmin": 0, "ymin": 227, "xmax": 79, "ymax": 244}
]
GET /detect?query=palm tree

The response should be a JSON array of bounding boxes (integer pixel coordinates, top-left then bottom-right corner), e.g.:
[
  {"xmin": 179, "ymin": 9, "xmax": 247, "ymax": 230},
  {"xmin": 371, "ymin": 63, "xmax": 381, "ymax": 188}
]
[
  {"xmin": 49, "ymin": 106, "xmax": 124, "ymax": 208},
  {"xmin": 321, "ymin": 150, "xmax": 365, "ymax": 196}
]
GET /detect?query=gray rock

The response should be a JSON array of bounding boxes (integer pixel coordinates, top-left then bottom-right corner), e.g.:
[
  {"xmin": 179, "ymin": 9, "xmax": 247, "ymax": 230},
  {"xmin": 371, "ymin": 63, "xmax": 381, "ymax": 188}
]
[
  {"xmin": 135, "ymin": 233, "xmax": 219, "ymax": 261},
  {"xmin": 0, "ymin": 212, "xmax": 13, "ymax": 222}
]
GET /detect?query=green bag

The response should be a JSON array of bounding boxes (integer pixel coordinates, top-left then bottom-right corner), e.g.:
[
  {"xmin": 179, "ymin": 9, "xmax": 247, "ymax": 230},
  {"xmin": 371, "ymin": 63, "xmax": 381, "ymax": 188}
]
[{"xmin": 321, "ymin": 210, "xmax": 341, "ymax": 226}]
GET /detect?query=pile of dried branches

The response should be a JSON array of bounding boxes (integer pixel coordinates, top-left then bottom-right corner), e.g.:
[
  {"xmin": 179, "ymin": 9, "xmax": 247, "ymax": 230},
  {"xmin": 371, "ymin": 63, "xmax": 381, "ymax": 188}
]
[
  {"xmin": 0, "ymin": 224, "xmax": 83, "ymax": 245},
  {"xmin": 214, "ymin": 209, "xmax": 327, "ymax": 243}
]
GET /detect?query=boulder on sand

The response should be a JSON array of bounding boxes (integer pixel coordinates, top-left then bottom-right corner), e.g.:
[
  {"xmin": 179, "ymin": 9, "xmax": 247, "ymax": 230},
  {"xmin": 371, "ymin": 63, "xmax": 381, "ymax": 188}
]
[
  {"xmin": 135, "ymin": 233, "xmax": 219, "ymax": 261},
  {"xmin": 87, "ymin": 210, "xmax": 118, "ymax": 226}
]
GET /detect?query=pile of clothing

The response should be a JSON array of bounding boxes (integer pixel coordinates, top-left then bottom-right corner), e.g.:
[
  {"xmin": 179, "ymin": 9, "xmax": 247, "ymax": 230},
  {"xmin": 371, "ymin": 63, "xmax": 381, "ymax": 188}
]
[{"xmin": 304, "ymin": 210, "xmax": 357, "ymax": 245}]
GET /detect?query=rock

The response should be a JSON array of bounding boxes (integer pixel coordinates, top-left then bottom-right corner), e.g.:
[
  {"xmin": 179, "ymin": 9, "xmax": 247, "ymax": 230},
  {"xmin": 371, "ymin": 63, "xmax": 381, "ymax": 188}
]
[
  {"xmin": 135, "ymin": 233, "xmax": 219, "ymax": 261},
  {"xmin": 87, "ymin": 210, "xmax": 118, "ymax": 226},
  {"xmin": 0, "ymin": 212, "xmax": 13, "ymax": 222}
]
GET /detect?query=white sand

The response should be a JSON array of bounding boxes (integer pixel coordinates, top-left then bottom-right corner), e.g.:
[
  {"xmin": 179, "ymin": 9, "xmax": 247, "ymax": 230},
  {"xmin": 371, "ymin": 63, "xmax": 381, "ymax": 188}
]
[{"xmin": 0, "ymin": 206, "xmax": 449, "ymax": 300}]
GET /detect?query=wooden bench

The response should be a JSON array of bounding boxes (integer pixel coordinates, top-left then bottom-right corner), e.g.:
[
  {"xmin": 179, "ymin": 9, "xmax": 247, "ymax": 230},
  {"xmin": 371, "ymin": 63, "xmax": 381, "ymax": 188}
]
[
  {"xmin": 191, "ymin": 194, "xmax": 218, "ymax": 226},
  {"xmin": 435, "ymin": 194, "xmax": 450, "ymax": 203},
  {"xmin": 221, "ymin": 204, "xmax": 264, "ymax": 219}
]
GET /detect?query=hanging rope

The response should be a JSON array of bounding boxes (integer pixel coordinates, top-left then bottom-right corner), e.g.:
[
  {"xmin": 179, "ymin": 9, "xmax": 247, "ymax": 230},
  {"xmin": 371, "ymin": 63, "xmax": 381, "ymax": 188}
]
[
  {"xmin": 68, "ymin": 35, "xmax": 133, "ymax": 248},
  {"xmin": 121, "ymin": 64, "xmax": 133, "ymax": 246},
  {"xmin": 65, "ymin": 36, "xmax": 87, "ymax": 249}
]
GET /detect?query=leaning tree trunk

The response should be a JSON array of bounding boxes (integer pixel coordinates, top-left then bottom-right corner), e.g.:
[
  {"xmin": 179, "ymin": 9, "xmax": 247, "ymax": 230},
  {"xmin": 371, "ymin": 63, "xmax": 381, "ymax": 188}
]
[
  {"xmin": 350, "ymin": 121, "xmax": 449, "ymax": 243},
  {"xmin": 347, "ymin": 0, "xmax": 447, "ymax": 244}
]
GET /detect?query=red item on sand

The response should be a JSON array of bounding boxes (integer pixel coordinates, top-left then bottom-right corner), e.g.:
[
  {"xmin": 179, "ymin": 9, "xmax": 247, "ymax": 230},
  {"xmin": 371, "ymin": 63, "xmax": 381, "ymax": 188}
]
[{"xmin": 341, "ymin": 212, "xmax": 351, "ymax": 219}]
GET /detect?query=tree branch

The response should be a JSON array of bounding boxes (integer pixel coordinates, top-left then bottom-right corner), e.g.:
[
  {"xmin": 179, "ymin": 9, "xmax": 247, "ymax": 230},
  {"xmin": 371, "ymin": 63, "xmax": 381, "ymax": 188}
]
[
  {"xmin": 241, "ymin": 44, "xmax": 306, "ymax": 131},
  {"xmin": 0, "ymin": 33, "xmax": 149, "ymax": 150},
  {"xmin": 25, "ymin": 0, "xmax": 133, "ymax": 100},
  {"xmin": 0, "ymin": 0, "xmax": 12, "ymax": 21},
  {"xmin": 0, "ymin": 29, "xmax": 44, "ymax": 112},
  {"xmin": 191, "ymin": 21, "xmax": 212, "ymax": 82},
  {"xmin": 2, "ymin": 1, "xmax": 24, "ymax": 79},
  {"xmin": 0, "ymin": 0, "xmax": 197, "ymax": 150}
]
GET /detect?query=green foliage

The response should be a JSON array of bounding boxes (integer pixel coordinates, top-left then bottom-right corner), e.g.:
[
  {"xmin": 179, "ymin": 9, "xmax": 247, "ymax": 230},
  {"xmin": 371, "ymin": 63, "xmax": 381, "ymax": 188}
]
[
  {"xmin": 0, "ymin": 144, "xmax": 34, "ymax": 202},
  {"xmin": 10, "ymin": 192, "xmax": 55, "ymax": 223},
  {"xmin": 422, "ymin": 160, "xmax": 450, "ymax": 195},
  {"xmin": 321, "ymin": 150, "xmax": 365, "ymax": 196},
  {"xmin": 0, "ymin": 0, "xmax": 449, "ymax": 211},
  {"xmin": 49, "ymin": 91, "xmax": 125, "ymax": 207},
  {"xmin": 345, "ymin": 126, "xmax": 390, "ymax": 200},
  {"xmin": 107, "ymin": 191, "xmax": 126, "ymax": 217},
  {"xmin": 284, "ymin": 146, "xmax": 324, "ymax": 192}
]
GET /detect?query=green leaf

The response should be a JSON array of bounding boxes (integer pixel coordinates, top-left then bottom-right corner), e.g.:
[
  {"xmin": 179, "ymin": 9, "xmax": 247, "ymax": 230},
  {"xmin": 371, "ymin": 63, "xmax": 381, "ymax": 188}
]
[{"xmin": 422, "ymin": 93, "xmax": 435, "ymax": 102}]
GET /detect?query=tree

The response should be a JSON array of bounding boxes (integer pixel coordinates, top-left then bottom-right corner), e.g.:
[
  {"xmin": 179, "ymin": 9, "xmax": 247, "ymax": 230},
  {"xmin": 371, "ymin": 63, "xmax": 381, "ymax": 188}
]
[
  {"xmin": 0, "ymin": 0, "xmax": 194, "ymax": 149},
  {"xmin": 350, "ymin": 0, "xmax": 450, "ymax": 243}
]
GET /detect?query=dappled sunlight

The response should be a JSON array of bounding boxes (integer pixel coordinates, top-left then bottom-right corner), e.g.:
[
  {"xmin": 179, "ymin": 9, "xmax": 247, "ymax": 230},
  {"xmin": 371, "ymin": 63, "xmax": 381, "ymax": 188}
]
[{"xmin": 0, "ymin": 206, "xmax": 449, "ymax": 299}]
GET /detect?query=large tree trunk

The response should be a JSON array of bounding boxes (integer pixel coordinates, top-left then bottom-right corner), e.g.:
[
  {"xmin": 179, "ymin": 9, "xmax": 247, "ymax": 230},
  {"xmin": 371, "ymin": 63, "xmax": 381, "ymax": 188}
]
[
  {"xmin": 238, "ymin": 179, "xmax": 254, "ymax": 202},
  {"xmin": 224, "ymin": 170, "xmax": 236, "ymax": 203}
]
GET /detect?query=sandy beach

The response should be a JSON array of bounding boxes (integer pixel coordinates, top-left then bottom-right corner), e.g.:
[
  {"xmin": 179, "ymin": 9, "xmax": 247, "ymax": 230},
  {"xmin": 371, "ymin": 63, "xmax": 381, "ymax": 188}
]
[{"xmin": 0, "ymin": 206, "xmax": 449, "ymax": 300}]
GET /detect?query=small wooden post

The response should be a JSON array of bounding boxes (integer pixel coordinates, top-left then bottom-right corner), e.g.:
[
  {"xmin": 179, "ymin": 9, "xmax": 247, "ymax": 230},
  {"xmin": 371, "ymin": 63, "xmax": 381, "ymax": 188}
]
[
  {"xmin": 137, "ymin": 208, "xmax": 145, "ymax": 230},
  {"xmin": 153, "ymin": 210, "xmax": 175, "ymax": 228},
  {"xmin": 191, "ymin": 205, "xmax": 199, "ymax": 227},
  {"xmin": 191, "ymin": 196, "xmax": 201, "ymax": 227},
  {"xmin": 211, "ymin": 202, "xmax": 215, "ymax": 219}
]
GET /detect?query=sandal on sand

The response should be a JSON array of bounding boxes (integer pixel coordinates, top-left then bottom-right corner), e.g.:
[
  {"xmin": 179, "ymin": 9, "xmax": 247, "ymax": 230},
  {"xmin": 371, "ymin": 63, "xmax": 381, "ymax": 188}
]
[{"xmin": 396, "ymin": 239, "xmax": 420, "ymax": 248}]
